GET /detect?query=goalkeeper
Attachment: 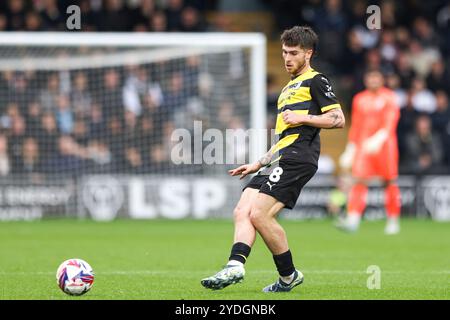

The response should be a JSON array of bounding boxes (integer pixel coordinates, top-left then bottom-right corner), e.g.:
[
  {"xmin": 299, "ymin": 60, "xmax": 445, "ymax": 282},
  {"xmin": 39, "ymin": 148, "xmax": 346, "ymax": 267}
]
[{"xmin": 337, "ymin": 69, "xmax": 401, "ymax": 234}]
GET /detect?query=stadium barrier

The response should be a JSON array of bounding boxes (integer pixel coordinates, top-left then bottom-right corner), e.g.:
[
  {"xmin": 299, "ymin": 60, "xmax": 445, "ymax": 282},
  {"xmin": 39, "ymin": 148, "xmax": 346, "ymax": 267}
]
[{"xmin": 0, "ymin": 174, "xmax": 449, "ymax": 221}]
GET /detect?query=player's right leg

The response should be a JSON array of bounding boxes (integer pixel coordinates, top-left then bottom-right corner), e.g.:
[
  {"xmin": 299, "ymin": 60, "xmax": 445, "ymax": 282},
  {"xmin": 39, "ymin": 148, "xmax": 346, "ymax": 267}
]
[
  {"xmin": 201, "ymin": 187, "xmax": 259, "ymax": 290},
  {"xmin": 383, "ymin": 179, "xmax": 401, "ymax": 235}
]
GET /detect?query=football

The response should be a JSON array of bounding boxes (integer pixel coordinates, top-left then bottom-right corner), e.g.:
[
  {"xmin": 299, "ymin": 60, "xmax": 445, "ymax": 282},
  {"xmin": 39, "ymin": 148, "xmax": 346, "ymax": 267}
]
[{"xmin": 56, "ymin": 259, "xmax": 95, "ymax": 296}]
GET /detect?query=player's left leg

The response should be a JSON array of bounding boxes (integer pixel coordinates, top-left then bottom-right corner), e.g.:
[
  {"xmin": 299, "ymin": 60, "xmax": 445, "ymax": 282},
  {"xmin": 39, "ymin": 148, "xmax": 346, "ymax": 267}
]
[
  {"xmin": 337, "ymin": 179, "xmax": 369, "ymax": 232},
  {"xmin": 384, "ymin": 179, "xmax": 401, "ymax": 235},
  {"xmin": 249, "ymin": 193, "xmax": 304, "ymax": 292},
  {"xmin": 337, "ymin": 154, "xmax": 374, "ymax": 233},
  {"xmin": 381, "ymin": 148, "xmax": 401, "ymax": 235},
  {"xmin": 201, "ymin": 187, "xmax": 259, "ymax": 290}
]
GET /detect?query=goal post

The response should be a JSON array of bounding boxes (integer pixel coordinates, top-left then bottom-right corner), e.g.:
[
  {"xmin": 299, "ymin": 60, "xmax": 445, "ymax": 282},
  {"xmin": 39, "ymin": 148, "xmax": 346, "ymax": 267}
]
[{"xmin": 0, "ymin": 32, "xmax": 267, "ymax": 220}]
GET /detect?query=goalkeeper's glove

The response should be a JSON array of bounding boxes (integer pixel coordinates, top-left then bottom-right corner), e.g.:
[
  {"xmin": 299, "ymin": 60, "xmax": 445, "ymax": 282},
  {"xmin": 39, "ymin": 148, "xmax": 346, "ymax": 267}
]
[
  {"xmin": 339, "ymin": 142, "xmax": 356, "ymax": 170},
  {"xmin": 362, "ymin": 129, "xmax": 388, "ymax": 155}
]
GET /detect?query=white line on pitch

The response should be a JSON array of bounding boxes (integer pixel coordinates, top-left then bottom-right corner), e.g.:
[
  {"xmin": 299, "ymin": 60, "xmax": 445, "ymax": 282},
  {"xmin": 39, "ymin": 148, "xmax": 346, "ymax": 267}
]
[{"xmin": 0, "ymin": 270, "xmax": 449, "ymax": 275}]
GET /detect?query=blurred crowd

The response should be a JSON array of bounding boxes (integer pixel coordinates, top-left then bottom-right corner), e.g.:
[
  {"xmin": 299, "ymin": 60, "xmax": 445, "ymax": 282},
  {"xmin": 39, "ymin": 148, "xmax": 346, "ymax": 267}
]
[
  {"xmin": 265, "ymin": 0, "xmax": 450, "ymax": 175},
  {"xmin": 0, "ymin": 54, "xmax": 249, "ymax": 177},
  {"xmin": 0, "ymin": 0, "xmax": 216, "ymax": 32}
]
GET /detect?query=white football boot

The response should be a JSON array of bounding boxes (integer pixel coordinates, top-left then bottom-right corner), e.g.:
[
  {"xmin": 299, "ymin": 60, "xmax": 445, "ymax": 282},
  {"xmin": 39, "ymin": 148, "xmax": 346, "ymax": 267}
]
[
  {"xmin": 384, "ymin": 218, "xmax": 400, "ymax": 235},
  {"xmin": 201, "ymin": 264, "xmax": 245, "ymax": 290}
]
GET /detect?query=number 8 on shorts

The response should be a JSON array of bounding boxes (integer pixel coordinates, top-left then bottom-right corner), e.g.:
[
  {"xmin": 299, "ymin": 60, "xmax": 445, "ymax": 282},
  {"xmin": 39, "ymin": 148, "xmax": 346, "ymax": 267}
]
[{"xmin": 269, "ymin": 167, "xmax": 284, "ymax": 182}]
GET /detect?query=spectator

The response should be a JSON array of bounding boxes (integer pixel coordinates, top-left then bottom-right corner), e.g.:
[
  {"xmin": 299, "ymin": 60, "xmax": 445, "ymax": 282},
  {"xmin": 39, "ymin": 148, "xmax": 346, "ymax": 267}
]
[
  {"xmin": 426, "ymin": 59, "xmax": 450, "ymax": 94},
  {"xmin": 385, "ymin": 73, "xmax": 408, "ymax": 108},
  {"xmin": 106, "ymin": 115, "xmax": 124, "ymax": 170},
  {"xmin": 45, "ymin": 135, "xmax": 87, "ymax": 174},
  {"xmin": 99, "ymin": 69, "xmax": 123, "ymax": 119},
  {"xmin": 79, "ymin": 0, "xmax": 98, "ymax": 31},
  {"xmin": 266, "ymin": 74, "xmax": 279, "ymax": 119},
  {"xmin": 123, "ymin": 110, "xmax": 139, "ymax": 142},
  {"xmin": 395, "ymin": 51, "xmax": 416, "ymax": 89},
  {"xmin": 137, "ymin": 115, "xmax": 156, "ymax": 156},
  {"xmin": 150, "ymin": 10, "xmax": 168, "ymax": 31},
  {"xmin": 163, "ymin": 72, "xmax": 187, "ymax": 117},
  {"xmin": 347, "ymin": 0, "xmax": 368, "ymax": 29},
  {"xmin": 412, "ymin": 16, "xmax": 440, "ymax": 48},
  {"xmin": 380, "ymin": 0, "xmax": 398, "ymax": 28},
  {"xmin": 379, "ymin": 29, "xmax": 398, "ymax": 64},
  {"xmin": 6, "ymin": 0, "xmax": 27, "ymax": 30},
  {"xmin": 88, "ymin": 103, "xmax": 106, "ymax": 140},
  {"xmin": 39, "ymin": 73, "xmax": 60, "ymax": 112},
  {"xmin": 123, "ymin": 146, "xmax": 144, "ymax": 173},
  {"xmin": 122, "ymin": 67, "xmax": 163, "ymax": 116},
  {"xmin": 431, "ymin": 91, "xmax": 450, "ymax": 166},
  {"xmin": 397, "ymin": 98, "xmax": 419, "ymax": 159},
  {"xmin": 130, "ymin": 0, "xmax": 157, "ymax": 27},
  {"xmin": 342, "ymin": 29, "xmax": 366, "ymax": 77},
  {"xmin": 180, "ymin": 6, "xmax": 204, "ymax": 32},
  {"xmin": 351, "ymin": 49, "xmax": 384, "ymax": 94},
  {"xmin": 406, "ymin": 40, "xmax": 441, "ymax": 78},
  {"xmin": 72, "ymin": 118, "xmax": 89, "ymax": 146},
  {"xmin": 402, "ymin": 115, "xmax": 446, "ymax": 174},
  {"xmin": 261, "ymin": 0, "xmax": 306, "ymax": 32},
  {"xmin": 25, "ymin": 10, "xmax": 43, "ymax": 31},
  {"xmin": 395, "ymin": 27, "xmax": 412, "ymax": 51},
  {"xmin": 70, "ymin": 72, "xmax": 92, "ymax": 119},
  {"xmin": 165, "ymin": 0, "xmax": 184, "ymax": 31},
  {"xmin": 97, "ymin": 0, "xmax": 131, "ymax": 31},
  {"xmin": 15, "ymin": 137, "xmax": 42, "ymax": 174},
  {"xmin": 38, "ymin": 112, "xmax": 59, "ymax": 161},
  {"xmin": 146, "ymin": 143, "xmax": 171, "ymax": 173},
  {"xmin": 2, "ymin": 103, "xmax": 20, "ymax": 130},
  {"xmin": 0, "ymin": 14, "xmax": 7, "ymax": 31},
  {"xmin": 86, "ymin": 139, "xmax": 112, "ymax": 172},
  {"xmin": 410, "ymin": 77, "xmax": 437, "ymax": 114},
  {"xmin": 0, "ymin": 134, "xmax": 11, "ymax": 176},
  {"xmin": 39, "ymin": 0, "xmax": 64, "ymax": 30},
  {"xmin": 25, "ymin": 101, "xmax": 42, "ymax": 136},
  {"xmin": 436, "ymin": 3, "xmax": 450, "ymax": 55},
  {"xmin": 206, "ymin": 11, "xmax": 232, "ymax": 32},
  {"xmin": 183, "ymin": 56, "xmax": 201, "ymax": 97},
  {"xmin": 431, "ymin": 91, "xmax": 450, "ymax": 134},
  {"xmin": 9, "ymin": 115, "xmax": 26, "ymax": 167},
  {"xmin": 7, "ymin": 72, "xmax": 35, "ymax": 115},
  {"xmin": 314, "ymin": 0, "xmax": 348, "ymax": 70},
  {"xmin": 55, "ymin": 95, "xmax": 74, "ymax": 134},
  {"xmin": 133, "ymin": 22, "xmax": 148, "ymax": 32}
]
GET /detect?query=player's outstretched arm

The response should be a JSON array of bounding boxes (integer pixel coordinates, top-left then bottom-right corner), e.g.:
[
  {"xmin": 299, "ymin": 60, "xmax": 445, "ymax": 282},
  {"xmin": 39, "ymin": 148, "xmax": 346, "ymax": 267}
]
[
  {"xmin": 228, "ymin": 147, "xmax": 275, "ymax": 179},
  {"xmin": 282, "ymin": 108, "xmax": 345, "ymax": 129}
]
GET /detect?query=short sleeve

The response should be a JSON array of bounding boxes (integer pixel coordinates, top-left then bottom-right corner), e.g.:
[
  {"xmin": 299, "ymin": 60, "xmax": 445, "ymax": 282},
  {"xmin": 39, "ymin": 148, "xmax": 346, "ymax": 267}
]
[{"xmin": 310, "ymin": 74, "xmax": 341, "ymax": 113}]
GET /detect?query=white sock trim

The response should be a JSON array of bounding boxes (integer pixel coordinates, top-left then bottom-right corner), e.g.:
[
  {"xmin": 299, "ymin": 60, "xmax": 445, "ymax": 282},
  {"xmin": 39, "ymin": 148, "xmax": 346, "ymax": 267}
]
[
  {"xmin": 227, "ymin": 260, "xmax": 244, "ymax": 267},
  {"xmin": 280, "ymin": 271, "xmax": 295, "ymax": 284},
  {"xmin": 347, "ymin": 212, "xmax": 361, "ymax": 226}
]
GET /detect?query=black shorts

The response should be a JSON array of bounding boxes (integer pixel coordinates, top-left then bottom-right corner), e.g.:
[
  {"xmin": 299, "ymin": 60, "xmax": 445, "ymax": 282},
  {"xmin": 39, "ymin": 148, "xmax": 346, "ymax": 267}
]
[{"xmin": 243, "ymin": 159, "xmax": 317, "ymax": 209}]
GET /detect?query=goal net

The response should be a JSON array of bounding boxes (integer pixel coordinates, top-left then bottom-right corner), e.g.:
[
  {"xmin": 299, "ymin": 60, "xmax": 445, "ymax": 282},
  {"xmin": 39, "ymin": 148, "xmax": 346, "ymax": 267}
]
[{"xmin": 0, "ymin": 32, "xmax": 267, "ymax": 220}]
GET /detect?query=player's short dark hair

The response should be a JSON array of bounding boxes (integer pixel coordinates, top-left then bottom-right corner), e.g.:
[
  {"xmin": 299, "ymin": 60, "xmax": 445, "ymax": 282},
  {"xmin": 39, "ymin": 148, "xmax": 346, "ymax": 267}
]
[
  {"xmin": 280, "ymin": 26, "xmax": 318, "ymax": 56},
  {"xmin": 364, "ymin": 68, "xmax": 384, "ymax": 78}
]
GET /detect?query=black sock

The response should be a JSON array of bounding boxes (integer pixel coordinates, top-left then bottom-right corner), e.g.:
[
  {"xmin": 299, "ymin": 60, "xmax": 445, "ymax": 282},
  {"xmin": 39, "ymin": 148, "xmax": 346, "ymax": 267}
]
[
  {"xmin": 273, "ymin": 250, "xmax": 295, "ymax": 277},
  {"xmin": 228, "ymin": 242, "xmax": 251, "ymax": 265}
]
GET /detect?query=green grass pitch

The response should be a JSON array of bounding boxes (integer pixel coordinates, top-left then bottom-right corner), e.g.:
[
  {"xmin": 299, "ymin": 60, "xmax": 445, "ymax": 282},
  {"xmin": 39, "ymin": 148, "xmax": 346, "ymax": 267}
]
[{"xmin": 0, "ymin": 218, "xmax": 449, "ymax": 300}]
